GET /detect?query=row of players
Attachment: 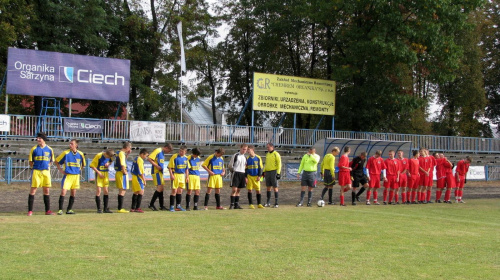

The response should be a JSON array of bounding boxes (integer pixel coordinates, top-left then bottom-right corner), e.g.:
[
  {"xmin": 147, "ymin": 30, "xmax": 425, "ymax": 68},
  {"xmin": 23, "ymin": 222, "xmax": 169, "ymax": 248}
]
[
  {"xmin": 26, "ymin": 133, "xmax": 283, "ymax": 215},
  {"xmin": 26, "ymin": 132, "xmax": 470, "ymax": 215},
  {"xmin": 310, "ymin": 146, "xmax": 471, "ymax": 207}
]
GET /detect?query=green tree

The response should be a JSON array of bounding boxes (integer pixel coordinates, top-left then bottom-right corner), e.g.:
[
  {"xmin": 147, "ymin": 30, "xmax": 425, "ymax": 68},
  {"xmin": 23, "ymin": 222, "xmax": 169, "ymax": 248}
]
[{"xmin": 483, "ymin": 1, "xmax": 500, "ymax": 135}]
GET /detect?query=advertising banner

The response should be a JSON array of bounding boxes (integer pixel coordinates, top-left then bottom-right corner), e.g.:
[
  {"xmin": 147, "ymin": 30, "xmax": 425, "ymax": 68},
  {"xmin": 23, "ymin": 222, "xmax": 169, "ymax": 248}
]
[
  {"xmin": 64, "ymin": 118, "xmax": 103, "ymax": 133},
  {"xmin": 0, "ymin": 115, "xmax": 10, "ymax": 132},
  {"xmin": 253, "ymin": 72, "xmax": 336, "ymax": 115},
  {"xmin": 6, "ymin": 48, "xmax": 130, "ymax": 102},
  {"xmin": 130, "ymin": 121, "xmax": 166, "ymax": 143}
]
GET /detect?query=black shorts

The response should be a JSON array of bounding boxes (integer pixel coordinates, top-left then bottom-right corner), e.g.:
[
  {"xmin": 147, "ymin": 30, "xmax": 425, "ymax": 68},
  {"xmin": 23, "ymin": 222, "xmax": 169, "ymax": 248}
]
[
  {"xmin": 231, "ymin": 172, "xmax": 246, "ymax": 188},
  {"xmin": 301, "ymin": 171, "xmax": 317, "ymax": 188},
  {"xmin": 323, "ymin": 169, "xmax": 335, "ymax": 186},
  {"xmin": 265, "ymin": 170, "xmax": 278, "ymax": 188},
  {"xmin": 352, "ymin": 174, "xmax": 368, "ymax": 188}
]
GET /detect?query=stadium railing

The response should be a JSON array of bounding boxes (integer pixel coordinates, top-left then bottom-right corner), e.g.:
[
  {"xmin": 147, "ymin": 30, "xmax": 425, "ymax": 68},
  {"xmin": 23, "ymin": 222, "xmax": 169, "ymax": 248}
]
[{"xmin": 2, "ymin": 114, "xmax": 500, "ymax": 153}]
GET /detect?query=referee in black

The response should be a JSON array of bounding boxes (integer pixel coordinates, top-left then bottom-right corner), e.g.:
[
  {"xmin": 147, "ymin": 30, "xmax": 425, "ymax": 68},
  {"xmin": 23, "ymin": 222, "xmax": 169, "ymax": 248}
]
[{"xmin": 351, "ymin": 152, "xmax": 369, "ymax": 205}]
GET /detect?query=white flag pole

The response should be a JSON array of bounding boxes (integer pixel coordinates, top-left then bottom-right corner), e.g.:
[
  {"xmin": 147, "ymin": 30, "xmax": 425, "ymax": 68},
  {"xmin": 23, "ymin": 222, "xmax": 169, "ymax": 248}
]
[{"xmin": 177, "ymin": 21, "xmax": 186, "ymax": 139}]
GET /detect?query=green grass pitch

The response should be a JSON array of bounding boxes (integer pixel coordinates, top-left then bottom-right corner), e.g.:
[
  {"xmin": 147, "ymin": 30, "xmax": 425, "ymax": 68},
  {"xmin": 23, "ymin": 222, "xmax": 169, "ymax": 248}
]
[{"xmin": 0, "ymin": 200, "xmax": 498, "ymax": 280}]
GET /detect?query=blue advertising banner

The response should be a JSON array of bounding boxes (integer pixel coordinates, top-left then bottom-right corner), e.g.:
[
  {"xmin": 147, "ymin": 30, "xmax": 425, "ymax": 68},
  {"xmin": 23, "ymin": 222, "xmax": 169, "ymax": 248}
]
[
  {"xmin": 64, "ymin": 118, "xmax": 103, "ymax": 133},
  {"xmin": 6, "ymin": 48, "xmax": 130, "ymax": 102}
]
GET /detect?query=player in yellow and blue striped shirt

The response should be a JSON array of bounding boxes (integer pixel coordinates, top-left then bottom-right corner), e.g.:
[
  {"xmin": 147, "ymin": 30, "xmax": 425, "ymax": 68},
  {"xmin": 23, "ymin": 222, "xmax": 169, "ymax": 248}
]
[
  {"xmin": 27, "ymin": 132, "xmax": 55, "ymax": 216},
  {"xmin": 246, "ymin": 146, "xmax": 264, "ymax": 209},
  {"xmin": 115, "ymin": 142, "xmax": 132, "ymax": 213},
  {"xmin": 130, "ymin": 148, "xmax": 149, "ymax": 213},
  {"xmin": 90, "ymin": 149, "xmax": 115, "ymax": 213},
  {"xmin": 185, "ymin": 148, "xmax": 201, "ymax": 211},
  {"xmin": 55, "ymin": 139, "xmax": 86, "ymax": 215},
  {"xmin": 168, "ymin": 146, "xmax": 190, "ymax": 211}
]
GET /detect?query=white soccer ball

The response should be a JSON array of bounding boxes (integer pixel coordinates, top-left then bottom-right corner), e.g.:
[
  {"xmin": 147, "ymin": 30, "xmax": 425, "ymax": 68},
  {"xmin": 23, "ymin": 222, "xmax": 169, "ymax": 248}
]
[{"xmin": 317, "ymin": 200, "xmax": 325, "ymax": 207}]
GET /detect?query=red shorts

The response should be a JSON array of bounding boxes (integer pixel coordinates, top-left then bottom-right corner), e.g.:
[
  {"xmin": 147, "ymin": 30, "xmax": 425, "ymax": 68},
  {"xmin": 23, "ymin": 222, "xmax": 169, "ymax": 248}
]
[
  {"xmin": 419, "ymin": 173, "xmax": 427, "ymax": 186},
  {"xmin": 436, "ymin": 177, "xmax": 446, "ymax": 189},
  {"xmin": 426, "ymin": 172, "xmax": 434, "ymax": 187},
  {"xmin": 384, "ymin": 175, "xmax": 398, "ymax": 189},
  {"xmin": 338, "ymin": 172, "xmax": 351, "ymax": 186},
  {"xmin": 369, "ymin": 174, "xmax": 381, "ymax": 188},
  {"xmin": 456, "ymin": 175, "xmax": 465, "ymax": 188},
  {"xmin": 399, "ymin": 174, "xmax": 407, "ymax": 188},
  {"xmin": 409, "ymin": 174, "xmax": 420, "ymax": 189}
]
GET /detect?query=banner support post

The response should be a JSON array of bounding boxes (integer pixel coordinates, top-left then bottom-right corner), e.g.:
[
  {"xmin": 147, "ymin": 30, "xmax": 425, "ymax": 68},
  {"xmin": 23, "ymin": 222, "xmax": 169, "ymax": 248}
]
[
  {"xmin": 1, "ymin": 71, "xmax": 7, "ymax": 114},
  {"xmin": 69, "ymin": 98, "xmax": 72, "ymax": 117},
  {"xmin": 293, "ymin": 113, "xmax": 297, "ymax": 147}
]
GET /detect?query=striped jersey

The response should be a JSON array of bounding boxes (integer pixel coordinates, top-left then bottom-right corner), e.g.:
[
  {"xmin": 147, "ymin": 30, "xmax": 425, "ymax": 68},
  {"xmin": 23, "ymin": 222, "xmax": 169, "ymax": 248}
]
[
  {"xmin": 202, "ymin": 154, "xmax": 225, "ymax": 175},
  {"xmin": 90, "ymin": 152, "xmax": 112, "ymax": 172},
  {"xmin": 246, "ymin": 155, "xmax": 263, "ymax": 176},
  {"xmin": 29, "ymin": 145, "xmax": 54, "ymax": 170},
  {"xmin": 168, "ymin": 153, "xmax": 190, "ymax": 174},
  {"xmin": 188, "ymin": 155, "xmax": 201, "ymax": 176},
  {"xmin": 56, "ymin": 150, "xmax": 86, "ymax": 174},
  {"xmin": 148, "ymin": 148, "xmax": 165, "ymax": 174}
]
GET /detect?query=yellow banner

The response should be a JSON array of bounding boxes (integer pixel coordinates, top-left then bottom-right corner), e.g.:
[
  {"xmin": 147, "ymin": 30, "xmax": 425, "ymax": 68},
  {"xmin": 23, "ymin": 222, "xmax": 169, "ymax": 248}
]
[{"xmin": 253, "ymin": 72, "xmax": 336, "ymax": 115}]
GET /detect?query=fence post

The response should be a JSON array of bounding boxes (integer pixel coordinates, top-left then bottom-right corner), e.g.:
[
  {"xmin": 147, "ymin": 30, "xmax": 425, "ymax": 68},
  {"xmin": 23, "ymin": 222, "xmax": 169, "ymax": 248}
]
[
  {"xmin": 484, "ymin": 165, "xmax": 489, "ymax": 182},
  {"xmin": 85, "ymin": 158, "xmax": 91, "ymax": 182},
  {"xmin": 6, "ymin": 157, "xmax": 12, "ymax": 184}
]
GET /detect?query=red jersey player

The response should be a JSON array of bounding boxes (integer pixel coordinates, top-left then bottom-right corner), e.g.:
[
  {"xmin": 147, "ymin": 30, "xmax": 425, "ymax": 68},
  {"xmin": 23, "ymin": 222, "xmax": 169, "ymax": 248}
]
[
  {"xmin": 396, "ymin": 150, "xmax": 409, "ymax": 204},
  {"xmin": 433, "ymin": 153, "xmax": 445, "ymax": 203},
  {"xmin": 455, "ymin": 156, "xmax": 472, "ymax": 203},
  {"xmin": 426, "ymin": 149, "xmax": 436, "ymax": 203},
  {"xmin": 408, "ymin": 151, "xmax": 420, "ymax": 204},
  {"xmin": 337, "ymin": 146, "xmax": 352, "ymax": 207},
  {"xmin": 418, "ymin": 148, "xmax": 431, "ymax": 204},
  {"xmin": 383, "ymin": 150, "xmax": 400, "ymax": 205},
  {"xmin": 438, "ymin": 154, "xmax": 456, "ymax": 203},
  {"xmin": 365, "ymin": 150, "xmax": 386, "ymax": 205}
]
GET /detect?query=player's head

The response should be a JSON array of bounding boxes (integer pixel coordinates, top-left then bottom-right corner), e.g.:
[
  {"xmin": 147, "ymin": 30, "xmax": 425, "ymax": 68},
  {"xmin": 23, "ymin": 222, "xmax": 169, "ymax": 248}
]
[
  {"xmin": 192, "ymin": 148, "xmax": 201, "ymax": 157},
  {"xmin": 69, "ymin": 139, "xmax": 79, "ymax": 151},
  {"xmin": 375, "ymin": 150, "xmax": 382, "ymax": 157},
  {"xmin": 123, "ymin": 141, "xmax": 132, "ymax": 153},
  {"xmin": 397, "ymin": 150, "xmax": 404, "ymax": 158},
  {"xmin": 332, "ymin": 147, "xmax": 340, "ymax": 155},
  {"xmin": 343, "ymin": 146, "xmax": 350, "ymax": 154},
  {"xmin": 104, "ymin": 149, "xmax": 115, "ymax": 158},
  {"xmin": 465, "ymin": 156, "xmax": 472, "ymax": 163},
  {"xmin": 215, "ymin": 148, "xmax": 225, "ymax": 157},
  {"xmin": 309, "ymin": 147, "xmax": 316, "ymax": 154},
  {"xmin": 388, "ymin": 150, "xmax": 395, "ymax": 158},
  {"xmin": 419, "ymin": 147, "xmax": 426, "ymax": 156},
  {"xmin": 266, "ymin": 142, "xmax": 274, "ymax": 152},
  {"xmin": 413, "ymin": 150, "xmax": 419, "ymax": 157},
  {"xmin": 179, "ymin": 145, "xmax": 187, "ymax": 156},
  {"xmin": 248, "ymin": 145, "xmax": 256, "ymax": 156},
  {"xmin": 240, "ymin": 144, "xmax": 249, "ymax": 154},
  {"xmin": 139, "ymin": 148, "xmax": 149, "ymax": 158},
  {"xmin": 360, "ymin": 151, "xmax": 367, "ymax": 159},
  {"xmin": 163, "ymin": 143, "xmax": 173, "ymax": 153},
  {"xmin": 36, "ymin": 132, "xmax": 48, "ymax": 145}
]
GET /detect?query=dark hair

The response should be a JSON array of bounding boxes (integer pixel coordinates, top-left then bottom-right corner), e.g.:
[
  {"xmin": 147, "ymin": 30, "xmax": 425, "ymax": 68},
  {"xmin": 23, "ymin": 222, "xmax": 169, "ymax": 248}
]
[
  {"xmin": 164, "ymin": 143, "xmax": 173, "ymax": 149},
  {"xmin": 215, "ymin": 148, "xmax": 225, "ymax": 155},
  {"xmin": 413, "ymin": 150, "xmax": 419, "ymax": 156},
  {"xmin": 267, "ymin": 142, "xmax": 274, "ymax": 148},
  {"xmin": 344, "ymin": 146, "xmax": 350, "ymax": 153},
  {"xmin": 180, "ymin": 145, "xmax": 187, "ymax": 151},
  {"xmin": 192, "ymin": 148, "xmax": 201, "ymax": 156},
  {"xmin": 123, "ymin": 141, "xmax": 132, "ymax": 149},
  {"xmin": 139, "ymin": 148, "xmax": 149, "ymax": 155}
]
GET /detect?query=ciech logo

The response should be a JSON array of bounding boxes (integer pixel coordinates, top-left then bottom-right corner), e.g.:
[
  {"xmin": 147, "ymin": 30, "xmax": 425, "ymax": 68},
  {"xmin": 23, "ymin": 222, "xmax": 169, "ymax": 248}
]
[
  {"xmin": 256, "ymin": 78, "xmax": 270, "ymax": 89},
  {"xmin": 80, "ymin": 123, "xmax": 102, "ymax": 129},
  {"xmin": 59, "ymin": 66, "xmax": 125, "ymax": 86}
]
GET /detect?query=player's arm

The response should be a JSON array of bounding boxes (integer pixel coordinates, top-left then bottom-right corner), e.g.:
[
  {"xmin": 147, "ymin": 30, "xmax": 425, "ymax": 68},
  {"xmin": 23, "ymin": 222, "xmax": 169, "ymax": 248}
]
[
  {"xmin": 55, "ymin": 152, "xmax": 66, "ymax": 175},
  {"xmin": 147, "ymin": 157, "xmax": 161, "ymax": 171},
  {"xmin": 297, "ymin": 155, "xmax": 306, "ymax": 178},
  {"xmin": 119, "ymin": 152, "xmax": 128, "ymax": 175},
  {"xmin": 276, "ymin": 153, "xmax": 282, "ymax": 175},
  {"xmin": 202, "ymin": 156, "xmax": 214, "ymax": 176}
]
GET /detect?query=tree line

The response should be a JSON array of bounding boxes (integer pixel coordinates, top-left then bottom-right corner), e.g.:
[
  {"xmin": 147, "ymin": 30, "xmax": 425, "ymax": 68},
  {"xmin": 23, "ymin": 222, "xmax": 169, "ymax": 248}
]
[{"xmin": 0, "ymin": 0, "xmax": 498, "ymax": 137}]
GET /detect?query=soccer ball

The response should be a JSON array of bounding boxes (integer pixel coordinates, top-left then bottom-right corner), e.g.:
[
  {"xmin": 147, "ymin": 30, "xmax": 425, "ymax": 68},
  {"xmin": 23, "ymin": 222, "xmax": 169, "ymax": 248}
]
[{"xmin": 317, "ymin": 200, "xmax": 325, "ymax": 207}]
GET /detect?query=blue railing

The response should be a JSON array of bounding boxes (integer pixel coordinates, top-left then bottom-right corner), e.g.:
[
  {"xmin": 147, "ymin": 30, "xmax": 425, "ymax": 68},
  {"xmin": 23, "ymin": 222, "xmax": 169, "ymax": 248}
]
[{"xmin": 2, "ymin": 114, "xmax": 499, "ymax": 153}]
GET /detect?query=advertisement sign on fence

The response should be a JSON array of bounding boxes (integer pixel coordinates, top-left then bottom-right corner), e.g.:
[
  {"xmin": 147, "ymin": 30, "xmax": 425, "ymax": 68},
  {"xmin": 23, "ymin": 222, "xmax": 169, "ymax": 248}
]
[
  {"xmin": 6, "ymin": 48, "xmax": 130, "ymax": 102},
  {"xmin": 130, "ymin": 121, "xmax": 166, "ymax": 143},
  {"xmin": 0, "ymin": 115, "xmax": 10, "ymax": 132},
  {"xmin": 253, "ymin": 72, "xmax": 336, "ymax": 115},
  {"xmin": 64, "ymin": 118, "xmax": 104, "ymax": 133}
]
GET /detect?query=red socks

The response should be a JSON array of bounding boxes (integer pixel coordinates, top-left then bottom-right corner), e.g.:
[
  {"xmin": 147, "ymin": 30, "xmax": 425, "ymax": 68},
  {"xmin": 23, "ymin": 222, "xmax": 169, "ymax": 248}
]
[
  {"xmin": 389, "ymin": 190, "xmax": 394, "ymax": 203},
  {"xmin": 426, "ymin": 190, "xmax": 431, "ymax": 202},
  {"xmin": 401, "ymin": 192, "xmax": 406, "ymax": 203},
  {"xmin": 436, "ymin": 190, "xmax": 442, "ymax": 201},
  {"xmin": 411, "ymin": 191, "xmax": 416, "ymax": 202},
  {"xmin": 373, "ymin": 191, "xmax": 378, "ymax": 202},
  {"xmin": 367, "ymin": 190, "xmax": 372, "ymax": 201},
  {"xmin": 340, "ymin": 195, "xmax": 345, "ymax": 205},
  {"xmin": 383, "ymin": 189, "xmax": 388, "ymax": 202},
  {"xmin": 444, "ymin": 189, "xmax": 451, "ymax": 201}
]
